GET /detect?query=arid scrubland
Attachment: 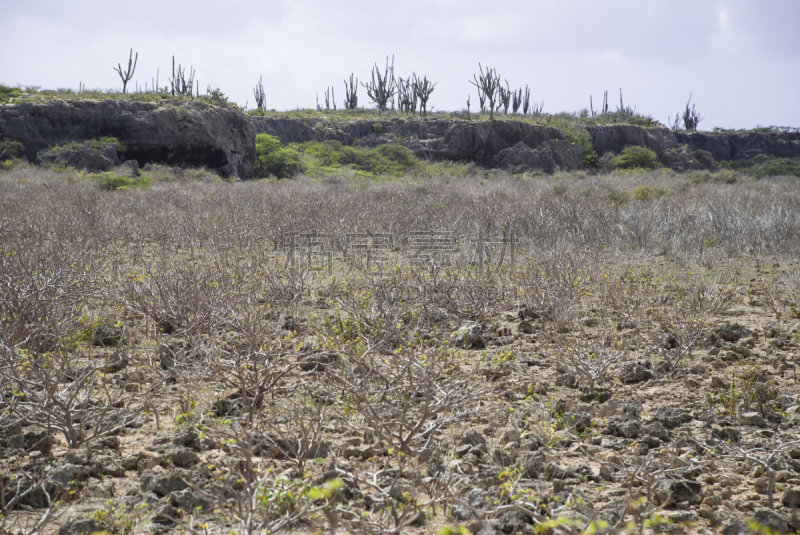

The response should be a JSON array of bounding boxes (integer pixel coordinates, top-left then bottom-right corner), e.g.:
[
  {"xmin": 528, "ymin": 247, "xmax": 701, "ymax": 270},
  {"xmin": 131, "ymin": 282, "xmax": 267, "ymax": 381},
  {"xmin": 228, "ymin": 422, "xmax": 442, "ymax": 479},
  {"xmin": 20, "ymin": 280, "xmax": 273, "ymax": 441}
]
[{"xmin": 2, "ymin": 165, "xmax": 800, "ymax": 535}]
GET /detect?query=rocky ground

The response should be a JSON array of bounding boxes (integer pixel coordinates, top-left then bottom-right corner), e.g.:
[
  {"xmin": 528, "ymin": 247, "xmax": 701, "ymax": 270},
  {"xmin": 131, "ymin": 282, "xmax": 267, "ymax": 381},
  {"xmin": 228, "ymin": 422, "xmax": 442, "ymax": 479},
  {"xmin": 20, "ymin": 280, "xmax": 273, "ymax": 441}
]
[{"xmin": 2, "ymin": 172, "xmax": 800, "ymax": 535}]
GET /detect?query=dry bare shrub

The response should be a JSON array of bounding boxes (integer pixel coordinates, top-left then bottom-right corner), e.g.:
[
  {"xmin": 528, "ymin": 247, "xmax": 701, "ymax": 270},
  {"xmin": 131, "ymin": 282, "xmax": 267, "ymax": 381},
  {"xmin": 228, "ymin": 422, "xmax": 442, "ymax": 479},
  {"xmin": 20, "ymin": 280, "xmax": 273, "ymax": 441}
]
[
  {"xmin": 119, "ymin": 255, "xmax": 246, "ymax": 337},
  {"xmin": 757, "ymin": 268, "xmax": 800, "ymax": 321},
  {"xmin": 0, "ymin": 472, "xmax": 64, "ymax": 535},
  {"xmin": 195, "ymin": 423, "xmax": 336, "ymax": 535},
  {"xmin": 330, "ymin": 268, "xmax": 423, "ymax": 350},
  {"xmin": 640, "ymin": 275, "xmax": 736, "ymax": 371},
  {"xmin": 514, "ymin": 249, "xmax": 596, "ymax": 328},
  {"xmin": 258, "ymin": 383, "xmax": 333, "ymax": 473},
  {"xmin": 709, "ymin": 435, "xmax": 800, "ymax": 510},
  {"xmin": 212, "ymin": 329, "xmax": 299, "ymax": 425},
  {"xmin": 329, "ymin": 338, "xmax": 483, "ymax": 458},
  {"xmin": 0, "ymin": 347, "xmax": 144, "ymax": 448},
  {"xmin": 0, "ymin": 245, "xmax": 97, "ymax": 353},
  {"xmin": 434, "ymin": 267, "xmax": 514, "ymax": 322},
  {"xmin": 331, "ymin": 459, "xmax": 453, "ymax": 535},
  {"xmin": 557, "ymin": 332, "xmax": 631, "ymax": 392},
  {"xmin": 597, "ymin": 267, "xmax": 660, "ymax": 327}
]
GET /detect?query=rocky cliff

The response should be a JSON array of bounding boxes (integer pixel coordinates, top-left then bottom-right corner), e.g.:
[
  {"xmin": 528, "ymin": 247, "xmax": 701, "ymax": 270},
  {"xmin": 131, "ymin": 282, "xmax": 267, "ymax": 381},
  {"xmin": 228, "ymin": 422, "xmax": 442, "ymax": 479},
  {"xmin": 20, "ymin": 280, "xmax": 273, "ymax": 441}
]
[
  {"xmin": 2, "ymin": 99, "xmax": 799, "ymax": 178},
  {"xmin": 674, "ymin": 130, "xmax": 800, "ymax": 161},
  {"xmin": 252, "ymin": 116, "xmax": 578, "ymax": 171},
  {"xmin": 0, "ymin": 99, "xmax": 256, "ymax": 178}
]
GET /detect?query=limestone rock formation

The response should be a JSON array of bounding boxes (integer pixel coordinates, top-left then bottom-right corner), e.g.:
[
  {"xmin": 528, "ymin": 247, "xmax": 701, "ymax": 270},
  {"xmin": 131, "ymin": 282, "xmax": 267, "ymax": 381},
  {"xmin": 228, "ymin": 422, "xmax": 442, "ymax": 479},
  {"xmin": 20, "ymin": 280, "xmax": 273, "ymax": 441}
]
[
  {"xmin": 36, "ymin": 141, "xmax": 119, "ymax": 172},
  {"xmin": 491, "ymin": 140, "xmax": 583, "ymax": 173},
  {"xmin": 0, "ymin": 99, "xmax": 255, "ymax": 177},
  {"xmin": 587, "ymin": 125, "xmax": 677, "ymax": 156},
  {"xmin": 658, "ymin": 147, "xmax": 716, "ymax": 172},
  {"xmin": 675, "ymin": 130, "xmax": 800, "ymax": 161}
]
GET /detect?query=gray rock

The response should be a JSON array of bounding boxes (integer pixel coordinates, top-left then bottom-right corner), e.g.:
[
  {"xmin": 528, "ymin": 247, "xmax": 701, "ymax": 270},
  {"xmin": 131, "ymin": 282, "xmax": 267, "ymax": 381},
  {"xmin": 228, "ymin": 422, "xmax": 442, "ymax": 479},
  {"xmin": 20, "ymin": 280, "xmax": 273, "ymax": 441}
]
[
  {"xmin": 782, "ymin": 487, "xmax": 800, "ymax": 508},
  {"xmin": 64, "ymin": 448, "xmax": 92, "ymax": 466},
  {"xmin": 172, "ymin": 428, "xmax": 200, "ymax": 450},
  {"xmin": 119, "ymin": 159, "xmax": 139, "ymax": 176},
  {"xmin": 605, "ymin": 416, "xmax": 641, "ymax": 438},
  {"xmin": 37, "ymin": 142, "xmax": 118, "ymax": 172},
  {"xmin": 58, "ymin": 519, "xmax": 106, "ymax": 535},
  {"xmin": 565, "ymin": 412, "xmax": 592, "ymax": 433},
  {"xmin": 454, "ymin": 322, "xmax": 485, "ymax": 349},
  {"xmin": 620, "ymin": 362, "xmax": 652, "ymax": 384},
  {"xmin": 643, "ymin": 421, "xmax": 669, "ymax": 442},
  {"xmin": 84, "ymin": 480, "xmax": 116, "ymax": 499},
  {"xmin": 492, "ymin": 141, "xmax": 554, "ymax": 173},
  {"xmin": 497, "ymin": 509, "xmax": 532, "ymax": 534},
  {"xmin": 754, "ymin": 509, "xmax": 788, "ymax": 534},
  {"xmin": 1, "ymin": 99, "xmax": 255, "ymax": 178},
  {"xmin": 712, "ymin": 426, "xmax": 741, "ymax": 442},
  {"xmin": 170, "ymin": 488, "xmax": 212, "ymax": 511},
  {"xmin": 461, "ymin": 429, "xmax": 488, "ymax": 450},
  {"xmin": 659, "ymin": 147, "xmax": 716, "ymax": 172},
  {"xmin": 2, "ymin": 475, "xmax": 50, "ymax": 509},
  {"xmin": 251, "ymin": 116, "xmax": 318, "ymax": 143},
  {"xmin": 675, "ymin": 130, "xmax": 800, "ymax": 162},
  {"xmin": 519, "ymin": 451, "xmax": 543, "ymax": 478},
  {"xmin": 299, "ymin": 351, "xmax": 340, "ymax": 372},
  {"xmin": 432, "ymin": 120, "xmax": 565, "ymax": 164},
  {"xmin": 651, "ymin": 406, "xmax": 692, "ymax": 429},
  {"xmin": 587, "ymin": 125, "xmax": 677, "ymax": 156},
  {"xmin": 714, "ymin": 323, "xmax": 757, "ymax": 343},
  {"xmin": 163, "ymin": 446, "xmax": 200, "ymax": 467},
  {"xmin": 140, "ymin": 469, "xmax": 190, "ymax": 497},
  {"xmin": 548, "ymin": 139, "xmax": 584, "ymax": 170},
  {"xmin": 652, "ymin": 478, "xmax": 703, "ymax": 507},
  {"xmin": 518, "ymin": 320, "xmax": 535, "ymax": 334},
  {"xmin": 44, "ymin": 462, "xmax": 89, "ymax": 493},
  {"xmin": 20, "ymin": 426, "xmax": 55, "ymax": 454},
  {"xmin": 491, "ymin": 139, "xmax": 583, "ymax": 174},
  {"xmin": 740, "ymin": 412, "xmax": 767, "ymax": 427},
  {"xmin": 97, "ymin": 456, "xmax": 126, "ymax": 478}
]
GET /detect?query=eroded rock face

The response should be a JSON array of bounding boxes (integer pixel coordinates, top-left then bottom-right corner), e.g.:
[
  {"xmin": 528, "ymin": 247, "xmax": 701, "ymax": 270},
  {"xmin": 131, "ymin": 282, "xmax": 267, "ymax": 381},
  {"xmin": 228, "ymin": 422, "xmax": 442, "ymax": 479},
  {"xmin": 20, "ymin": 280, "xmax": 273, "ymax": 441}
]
[
  {"xmin": 36, "ymin": 142, "xmax": 119, "ymax": 172},
  {"xmin": 430, "ymin": 120, "xmax": 566, "ymax": 164},
  {"xmin": 492, "ymin": 140, "xmax": 583, "ymax": 173},
  {"xmin": 587, "ymin": 125, "xmax": 677, "ymax": 156},
  {"xmin": 659, "ymin": 147, "xmax": 716, "ymax": 172},
  {"xmin": 0, "ymin": 99, "xmax": 255, "ymax": 177},
  {"xmin": 675, "ymin": 130, "xmax": 800, "ymax": 161}
]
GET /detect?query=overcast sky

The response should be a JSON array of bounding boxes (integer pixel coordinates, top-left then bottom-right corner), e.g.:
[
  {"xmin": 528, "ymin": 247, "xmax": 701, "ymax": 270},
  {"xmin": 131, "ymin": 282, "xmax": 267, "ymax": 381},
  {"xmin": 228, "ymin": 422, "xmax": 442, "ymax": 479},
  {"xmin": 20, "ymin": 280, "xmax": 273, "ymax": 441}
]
[{"xmin": 2, "ymin": 1, "xmax": 799, "ymax": 129}]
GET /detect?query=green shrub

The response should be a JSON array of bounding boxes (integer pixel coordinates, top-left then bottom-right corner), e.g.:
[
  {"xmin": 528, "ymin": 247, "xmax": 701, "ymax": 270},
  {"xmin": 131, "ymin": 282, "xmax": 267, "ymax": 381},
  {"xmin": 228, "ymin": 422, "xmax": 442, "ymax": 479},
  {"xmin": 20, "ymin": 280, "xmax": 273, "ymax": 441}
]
[
  {"xmin": 630, "ymin": 185, "xmax": 666, "ymax": 201},
  {"xmin": 255, "ymin": 133, "xmax": 283, "ymax": 155},
  {"xmin": 297, "ymin": 140, "xmax": 418, "ymax": 178},
  {"xmin": 302, "ymin": 140, "xmax": 343, "ymax": 167},
  {"xmin": 750, "ymin": 158, "xmax": 800, "ymax": 179},
  {"xmin": 375, "ymin": 144, "xmax": 418, "ymax": 169},
  {"xmin": 94, "ymin": 172, "xmax": 152, "ymax": 190},
  {"xmin": 257, "ymin": 147, "xmax": 305, "ymax": 179},
  {"xmin": 87, "ymin": 137, "xmax": 126, "ymax": 152},
  {"xmin": 0, "ymin": 140, "xmax": 25, "ymax": 160},
  {"xmin": 610, "ymin": 146, "xmax": 660, "ymax": 170},
  {"xmin": 254, "ymin": 133, "xmax": 305, "ymax": 178},
  {"xmin": 0, "ymin": 84, "xmax": 22, "ymax": 104}
]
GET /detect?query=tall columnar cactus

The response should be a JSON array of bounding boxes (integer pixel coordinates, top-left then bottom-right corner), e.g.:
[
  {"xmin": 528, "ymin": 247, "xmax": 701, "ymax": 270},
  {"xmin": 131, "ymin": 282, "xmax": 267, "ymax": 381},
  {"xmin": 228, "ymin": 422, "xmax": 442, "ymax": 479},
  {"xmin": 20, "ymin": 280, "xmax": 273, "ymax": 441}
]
[
  {"xmin": 469, "ymin": 63, "xmax": 500, "ymax": 120},
  {"xmin": 343, "ymin": 74, "xmax": 358, "ymax": 110},
  {"xmin": 362, "ymin": 56, "xmax": 397, "ymax": 116},
  {"xmin": 253, "ymin": 76, "xmax": 266, "ymax": 110},
  {"xmin": 113, "ymin": 49, "xmax": 138, "ymax": 94},
  {"xmin": 413, "ymin": 74, "xmax": 436, "ymax": 117}
]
